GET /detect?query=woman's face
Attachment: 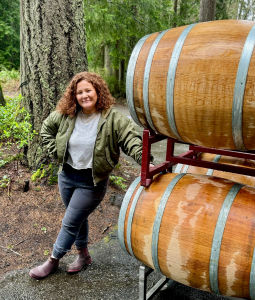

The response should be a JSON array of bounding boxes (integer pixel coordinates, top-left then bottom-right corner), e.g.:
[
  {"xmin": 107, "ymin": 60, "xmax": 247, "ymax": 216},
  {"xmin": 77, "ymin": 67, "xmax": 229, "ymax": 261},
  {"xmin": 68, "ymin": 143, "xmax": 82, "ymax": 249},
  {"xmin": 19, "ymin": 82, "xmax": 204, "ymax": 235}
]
[{"xmin": 76, "ymin": 80, "xmax": 98, "ymax": 114}]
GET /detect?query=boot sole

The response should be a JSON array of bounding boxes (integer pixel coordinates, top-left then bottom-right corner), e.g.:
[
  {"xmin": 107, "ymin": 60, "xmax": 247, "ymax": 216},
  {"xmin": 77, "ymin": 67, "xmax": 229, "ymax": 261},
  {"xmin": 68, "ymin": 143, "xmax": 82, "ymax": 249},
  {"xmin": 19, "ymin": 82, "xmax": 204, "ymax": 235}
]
[{"xmin": 29, "ymin": 267, "xmax": 58, "ymax": 280}]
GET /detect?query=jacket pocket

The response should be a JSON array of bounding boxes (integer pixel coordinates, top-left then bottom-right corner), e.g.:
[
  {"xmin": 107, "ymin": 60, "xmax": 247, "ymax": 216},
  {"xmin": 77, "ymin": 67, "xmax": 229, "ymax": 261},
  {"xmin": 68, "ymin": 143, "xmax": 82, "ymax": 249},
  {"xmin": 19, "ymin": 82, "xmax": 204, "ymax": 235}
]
[{"xmin": 105, "ymin": 146, "xmax": 115, "ymax": 169}]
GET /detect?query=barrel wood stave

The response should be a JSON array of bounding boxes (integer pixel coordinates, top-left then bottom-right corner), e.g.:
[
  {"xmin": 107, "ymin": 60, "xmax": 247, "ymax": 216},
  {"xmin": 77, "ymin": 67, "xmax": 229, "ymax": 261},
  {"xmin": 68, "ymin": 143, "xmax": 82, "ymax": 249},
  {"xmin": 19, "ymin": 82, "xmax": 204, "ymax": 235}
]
[
  {"xmin": 129, "ymin": 20, "xmax": 255, "ymax": 150},
  {"xmin": 119, "ymin": 173, "xmax": 255, "ymax": 298},
  {"xmin": 133, "ymin": 32, "xmax": 159, "ymax": 129}
]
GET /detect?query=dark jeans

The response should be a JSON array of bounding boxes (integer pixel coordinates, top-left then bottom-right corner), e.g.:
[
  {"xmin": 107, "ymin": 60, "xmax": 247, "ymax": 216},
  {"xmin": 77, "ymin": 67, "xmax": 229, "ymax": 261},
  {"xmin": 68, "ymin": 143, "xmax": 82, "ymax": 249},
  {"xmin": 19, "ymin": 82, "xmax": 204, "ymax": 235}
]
[{"xmin": 52, "ymin": 164, "xmax": 108, "ymax": 259}]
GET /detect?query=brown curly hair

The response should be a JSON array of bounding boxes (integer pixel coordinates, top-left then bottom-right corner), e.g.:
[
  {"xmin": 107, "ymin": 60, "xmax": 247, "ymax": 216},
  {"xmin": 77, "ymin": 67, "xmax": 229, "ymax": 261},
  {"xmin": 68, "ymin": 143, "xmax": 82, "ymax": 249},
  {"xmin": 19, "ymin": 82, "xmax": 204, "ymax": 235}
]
[{"xmin": 56, "ymin": 72, "xmax": 116, "ymax": 117}]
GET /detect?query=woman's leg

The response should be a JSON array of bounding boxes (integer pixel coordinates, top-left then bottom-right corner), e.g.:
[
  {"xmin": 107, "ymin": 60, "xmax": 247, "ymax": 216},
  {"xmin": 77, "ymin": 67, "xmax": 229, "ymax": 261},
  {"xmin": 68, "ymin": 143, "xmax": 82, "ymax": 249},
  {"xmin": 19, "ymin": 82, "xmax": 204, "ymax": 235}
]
[
  {"xmin": 29, "ymin": 170, "xmax": 75, "ymax": 280},
  {"xmin": 52, "ymin": 177, "xmax": 108, "ymax": 259},
  {"xmin": 74, "ymin": 177, "xmax": 108, "ymax": 249},
  {"xmin": 58, "ymin": 170, "xmax": 75, "ymax": 209}
]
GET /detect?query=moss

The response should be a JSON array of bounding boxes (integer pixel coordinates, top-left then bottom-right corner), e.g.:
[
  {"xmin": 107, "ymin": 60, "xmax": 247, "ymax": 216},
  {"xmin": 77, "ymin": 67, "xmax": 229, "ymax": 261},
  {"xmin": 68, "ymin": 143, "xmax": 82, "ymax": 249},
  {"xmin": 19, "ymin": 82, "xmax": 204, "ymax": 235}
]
[
  {"xmin": 48, "ymin": 175, "xmax": 58, "ymax": 185},
  {"xmin": 47, "ymin": 163, "xmax": 53, "ymax": 172},
  {"xmin": 40, "ymin": 169, "xmax": 47, "ymax": 179},
  {"xmin": 104, "ymin": 225, "xmax": 118, "ymax": 243},
  {"xmin": 31, "ymin": 169, "xmax": 41, "ymax": 182},
  {"xmin": 48, "ymin": 164, "xmax": 59, "ymax": 185}
]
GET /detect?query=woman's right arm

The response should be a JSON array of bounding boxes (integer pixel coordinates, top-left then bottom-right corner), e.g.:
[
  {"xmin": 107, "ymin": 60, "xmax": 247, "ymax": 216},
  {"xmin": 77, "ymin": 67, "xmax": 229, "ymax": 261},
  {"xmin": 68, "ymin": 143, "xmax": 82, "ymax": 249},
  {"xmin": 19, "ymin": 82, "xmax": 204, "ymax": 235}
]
[{"xmin": 40, "ymin": 111, "xmax": 63, "ymax": 158}]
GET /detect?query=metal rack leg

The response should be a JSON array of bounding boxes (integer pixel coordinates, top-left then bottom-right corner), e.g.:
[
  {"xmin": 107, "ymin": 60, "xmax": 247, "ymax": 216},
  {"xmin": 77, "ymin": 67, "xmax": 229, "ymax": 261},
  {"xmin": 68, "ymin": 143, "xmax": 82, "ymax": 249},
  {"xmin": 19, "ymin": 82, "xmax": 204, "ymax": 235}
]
[{"xmin": 139, "ymin": 266, "xmax": 169, "ymax": 300}]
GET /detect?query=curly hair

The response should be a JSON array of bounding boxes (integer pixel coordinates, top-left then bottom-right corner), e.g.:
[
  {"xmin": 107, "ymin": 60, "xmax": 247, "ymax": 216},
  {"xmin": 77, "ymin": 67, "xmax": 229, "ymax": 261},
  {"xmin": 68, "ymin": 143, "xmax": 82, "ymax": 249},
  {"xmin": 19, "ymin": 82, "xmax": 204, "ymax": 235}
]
[{"xmin": 56, "ymin": 72, "xmax": 116, "ymax": 116}]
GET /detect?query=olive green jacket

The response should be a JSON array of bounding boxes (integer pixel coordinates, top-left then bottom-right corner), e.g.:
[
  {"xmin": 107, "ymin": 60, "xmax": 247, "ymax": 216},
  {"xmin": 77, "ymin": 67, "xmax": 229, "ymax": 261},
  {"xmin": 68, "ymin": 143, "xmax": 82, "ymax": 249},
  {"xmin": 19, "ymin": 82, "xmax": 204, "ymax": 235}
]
[{"xmin": 40, "ymin": 107, "xmax": 143, "ymax": 185}]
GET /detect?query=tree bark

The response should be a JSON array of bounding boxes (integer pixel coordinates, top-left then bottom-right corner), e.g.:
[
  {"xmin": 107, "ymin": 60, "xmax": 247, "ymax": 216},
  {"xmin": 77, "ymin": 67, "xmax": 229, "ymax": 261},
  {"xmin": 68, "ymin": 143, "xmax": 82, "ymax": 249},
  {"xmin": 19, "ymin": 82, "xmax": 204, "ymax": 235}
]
[
  {"xmin": 20, "ymin": 0, "xmax": 88, "ymax": 168},
  {"xmin": 173, "ymin": 0, "xmax": 178, "ymax": 27},
  {"xmin": 119, "ymin": 58, "xmax": 125, "ymax": 95},
  {"xmin": 0, "ymin": 84, "xmax": 5, "ymax": 106},
  {"xmin": 199, "ymin": 0, "xmax": 216, "ymax": 22},
  {"xmin": 104, "ymin": 44, "xmax": 113, "ymax": 75}
]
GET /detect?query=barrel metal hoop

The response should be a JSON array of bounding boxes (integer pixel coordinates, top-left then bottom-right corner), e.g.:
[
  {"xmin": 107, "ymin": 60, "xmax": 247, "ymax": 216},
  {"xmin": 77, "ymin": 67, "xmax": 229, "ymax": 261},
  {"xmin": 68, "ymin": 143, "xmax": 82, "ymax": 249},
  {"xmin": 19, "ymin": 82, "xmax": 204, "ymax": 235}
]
[
  {"xmin": 143, "ymin": 29, "xmax": 170, "ymax": 133},
  {"xmin": 183, "ymin": 164, "xmax": 189, "ymax": 174},
  {"xmin": 250, "ymin": 246, "xmax": 255, "ymax": 300},
  {"xmin": 151, "ymin": 173, "xmax": 186, "ymax": 273},
  {"xmin": 166, "ymin": 23, "xmax": 197, "ymax": 141},
  {"xmin": 175, "ymin": 163, "xmax": 184, "ymax": 173},
  {"xmin": 206, "ymin": 155, "xmax": 222, "ymax": 176},
  {"xmin": 118, "ymin": 176, "xmax": 141, "ymax": 255},
  {"xmin": 127, "ymin": 186, "xmax": 144, "ymax": 257},
  {"xmin": 126, "ymin": 34, "xmax": 152, "ymax": 128},
  {"xmin": 232, "ymin": 24, "xmax": 255, "ymax": 151},
  {"xmin": 209, "ymin": 183, "xmax": 243, "ymax": 295}
]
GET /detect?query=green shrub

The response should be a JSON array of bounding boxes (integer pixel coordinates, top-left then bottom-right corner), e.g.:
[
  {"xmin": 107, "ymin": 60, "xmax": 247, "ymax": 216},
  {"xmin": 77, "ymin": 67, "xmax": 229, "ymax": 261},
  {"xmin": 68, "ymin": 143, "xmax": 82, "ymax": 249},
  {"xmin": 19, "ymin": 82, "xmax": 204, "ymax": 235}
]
[
  {"xmin": 0, "ymin": 94, "xmax": 37, "ymax": 148},
  {"xmin": 109, "ymin": 175, "xmax": 127, "ymax": 191},
  {"xmin": 0, "ymin": 67, "xmax": 20, "ymax": 84}
]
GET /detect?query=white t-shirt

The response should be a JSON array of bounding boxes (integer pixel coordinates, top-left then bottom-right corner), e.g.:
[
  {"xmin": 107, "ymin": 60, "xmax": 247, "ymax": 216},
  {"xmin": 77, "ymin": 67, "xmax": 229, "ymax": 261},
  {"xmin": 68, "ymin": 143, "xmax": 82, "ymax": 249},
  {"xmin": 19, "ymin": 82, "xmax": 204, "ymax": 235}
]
[{"xmin": 66, "ymin": 110, "xmax": 101, "ymax": 169}]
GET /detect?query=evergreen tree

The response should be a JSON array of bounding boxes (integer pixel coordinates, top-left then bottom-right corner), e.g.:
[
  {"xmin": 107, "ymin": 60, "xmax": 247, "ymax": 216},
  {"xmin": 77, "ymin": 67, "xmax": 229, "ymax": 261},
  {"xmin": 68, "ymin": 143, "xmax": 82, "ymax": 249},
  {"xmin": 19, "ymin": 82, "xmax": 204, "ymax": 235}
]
[{"xmin": 20, "ymin": 0, "xmax": 87, "ymax": 168}]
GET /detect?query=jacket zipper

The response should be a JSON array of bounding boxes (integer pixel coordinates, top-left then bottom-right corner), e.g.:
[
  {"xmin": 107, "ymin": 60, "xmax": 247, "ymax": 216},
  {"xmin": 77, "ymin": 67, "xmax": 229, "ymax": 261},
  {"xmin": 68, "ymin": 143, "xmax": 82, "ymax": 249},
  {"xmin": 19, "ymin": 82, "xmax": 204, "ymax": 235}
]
[{"xmin": 92, "ymin": 119, "xmax": 106, "ymax": 186}]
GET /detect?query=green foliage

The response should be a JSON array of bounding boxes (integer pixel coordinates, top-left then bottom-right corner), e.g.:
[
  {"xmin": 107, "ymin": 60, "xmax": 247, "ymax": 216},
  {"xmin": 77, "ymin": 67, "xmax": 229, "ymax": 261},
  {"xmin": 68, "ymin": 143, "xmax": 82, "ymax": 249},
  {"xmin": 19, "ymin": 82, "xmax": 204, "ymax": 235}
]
[
  {"xmin": 41, "ymin": 227, "xmax": 47, "ymax": 234},
  {"xmin": 0, "ymin": 68, "xmax": 20, "ymax": 84},
  {"xmin": 85, "ymin": 0, "xmax": 175, "ymax": 96},
  {"xmin": 115, "ymin": 163, "xmax": 121, "ymax": 170},
  {"xmin": 0, "ymin": 152, "xmax": 23, "ymax": 169},
  {"xmin": 0, "ymin": 94, "xmax": 37, "ymax": 148},
  {"xmin": 0, "ymin": 174, "xmax": 10, "ymax": 188},
  {"xmin": 44, "ymin": 250, "xmax": 49, "ymax": 256},
  {"xmin": 109, "ymin": 175, "xmax": 127, "ymax": 191},
  {"xmin": 0, "ymin": 0, "xmax": 20, "ymax": 70}
]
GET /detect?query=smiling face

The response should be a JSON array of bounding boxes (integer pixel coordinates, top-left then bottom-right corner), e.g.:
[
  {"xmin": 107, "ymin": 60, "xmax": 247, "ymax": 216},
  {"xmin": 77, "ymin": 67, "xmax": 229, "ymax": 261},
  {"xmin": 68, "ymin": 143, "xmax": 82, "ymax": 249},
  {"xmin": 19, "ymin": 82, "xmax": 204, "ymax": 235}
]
[{"xmin": 76, "ymin": 80, "xmax": 98, "ymax": 114}]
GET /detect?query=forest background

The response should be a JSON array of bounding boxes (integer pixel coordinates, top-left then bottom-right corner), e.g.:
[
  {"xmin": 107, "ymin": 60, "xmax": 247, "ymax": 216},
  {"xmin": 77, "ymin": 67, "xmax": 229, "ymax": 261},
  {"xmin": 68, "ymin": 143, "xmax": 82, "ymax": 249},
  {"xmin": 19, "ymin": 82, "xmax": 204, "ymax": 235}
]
[{"xmin": 1, "ymin": 0, "xmax": 255, "ymax": 97}]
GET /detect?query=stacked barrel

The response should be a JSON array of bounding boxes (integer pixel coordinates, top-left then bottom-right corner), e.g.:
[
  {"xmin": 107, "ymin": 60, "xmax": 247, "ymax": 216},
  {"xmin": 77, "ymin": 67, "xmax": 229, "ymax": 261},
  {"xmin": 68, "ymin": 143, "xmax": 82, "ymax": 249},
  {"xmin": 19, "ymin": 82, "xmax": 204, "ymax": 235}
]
[
  {"xmin": 119, "ymin": 20, "xmax": 255, "ymax": 299},
  {"xmin": 126, "ymin": 19, "xmax": 255, "ymax": 151}
]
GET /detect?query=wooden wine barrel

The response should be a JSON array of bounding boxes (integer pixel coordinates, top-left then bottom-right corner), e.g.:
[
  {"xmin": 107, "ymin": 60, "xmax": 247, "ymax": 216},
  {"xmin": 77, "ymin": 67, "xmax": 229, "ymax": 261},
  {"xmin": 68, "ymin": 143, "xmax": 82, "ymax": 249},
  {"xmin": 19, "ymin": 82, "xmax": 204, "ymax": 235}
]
[
  {"xmin": 118, "ymin": 173, "xmax": 255, "ymax": 299},
  {"xmin": 175, "ymin": 153, "xmax": 255, "ymax": 187},
  {"xmin": 127, "ymin": 20, "xmax": 255, "ymax": 150}
]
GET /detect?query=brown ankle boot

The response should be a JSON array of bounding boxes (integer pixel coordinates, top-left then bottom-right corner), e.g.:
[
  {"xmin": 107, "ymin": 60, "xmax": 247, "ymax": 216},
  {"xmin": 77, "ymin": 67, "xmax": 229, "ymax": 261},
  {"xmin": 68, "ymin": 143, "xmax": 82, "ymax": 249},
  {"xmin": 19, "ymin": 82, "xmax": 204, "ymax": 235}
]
[
  {"xmin": 29, "ymin": 257, "xmax": 59, "ymax": 279},
  {"xmin": 67, "ymin": 248, "xmax": 92, "ymax": 273}
]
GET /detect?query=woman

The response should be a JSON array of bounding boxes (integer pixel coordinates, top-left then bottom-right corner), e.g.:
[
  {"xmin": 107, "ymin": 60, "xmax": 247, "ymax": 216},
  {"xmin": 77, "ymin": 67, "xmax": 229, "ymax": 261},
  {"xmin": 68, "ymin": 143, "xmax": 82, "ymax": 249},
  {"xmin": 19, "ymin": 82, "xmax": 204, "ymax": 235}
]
[{"xmin": 29, "ymin": 72, "xmax": 152, "ymax": 280}]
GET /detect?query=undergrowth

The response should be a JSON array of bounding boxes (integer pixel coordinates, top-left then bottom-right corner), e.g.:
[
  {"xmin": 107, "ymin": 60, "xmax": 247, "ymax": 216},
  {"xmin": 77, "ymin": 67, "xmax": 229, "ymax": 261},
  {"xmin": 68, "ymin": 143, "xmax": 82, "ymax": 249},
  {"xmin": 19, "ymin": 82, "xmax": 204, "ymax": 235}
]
[
  {"xmin": 0, "ymin": 68, "xmax": 20, "ymax": 84},
  {"xmin": 0, "ymin": 94, "xmax": 37, "ymax": 149}
]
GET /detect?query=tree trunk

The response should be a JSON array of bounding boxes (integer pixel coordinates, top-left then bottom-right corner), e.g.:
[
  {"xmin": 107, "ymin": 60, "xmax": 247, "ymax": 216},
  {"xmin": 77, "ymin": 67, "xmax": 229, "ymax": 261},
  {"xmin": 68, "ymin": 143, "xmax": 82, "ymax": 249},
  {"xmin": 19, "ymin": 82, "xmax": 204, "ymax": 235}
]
[
  {"xmin": 0, "ymin": 84, "xmax": 5, "ymax": 106},
  {"xmin": 199, "ymin": 0, "xmax": 216, "ymax": 22},
  {"xmin": 173, "ymin": 0, "xmax": 178, "ymax": 27},
  {"xmin": 119, "ymin": 59, "xmax": 125, "ymax": 96},
  {"xmin": 20, "ymin": 0, "xmax": 88, "ymax": 169},
  {"xmin": 104, "ymin": 44, "xmax": 113, "ymax": 75},
  {"xmin": 179, "ymin": 0, "xmax": 187, "ymax": 22}
]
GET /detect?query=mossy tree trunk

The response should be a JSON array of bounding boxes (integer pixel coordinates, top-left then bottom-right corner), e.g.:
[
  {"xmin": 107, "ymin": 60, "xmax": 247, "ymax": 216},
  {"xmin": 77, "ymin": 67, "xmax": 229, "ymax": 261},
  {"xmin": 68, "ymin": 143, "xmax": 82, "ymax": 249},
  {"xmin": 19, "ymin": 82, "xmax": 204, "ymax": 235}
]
[
  {"xmin": 0, "ymin": 84, "xmax": 5, "ymax": 106},
  {"xmin": 20, "ymin": 0, "xmax": 88, "ymax": 168},
  {"xmin": 199, "ymin": 0, "xmax": 216, "ymax": 22}
]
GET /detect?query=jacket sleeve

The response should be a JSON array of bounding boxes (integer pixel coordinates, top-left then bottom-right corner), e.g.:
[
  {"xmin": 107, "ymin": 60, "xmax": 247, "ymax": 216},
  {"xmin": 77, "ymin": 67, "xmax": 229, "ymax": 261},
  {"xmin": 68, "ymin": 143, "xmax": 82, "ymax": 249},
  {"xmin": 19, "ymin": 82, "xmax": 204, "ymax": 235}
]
[
  {"xmin": 40, "ymin": 111, "xmax": 62, "ymax": 158},
  {"xmin": 115, "ymin": 112, "xmax": 144, "ymax": 165}
]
